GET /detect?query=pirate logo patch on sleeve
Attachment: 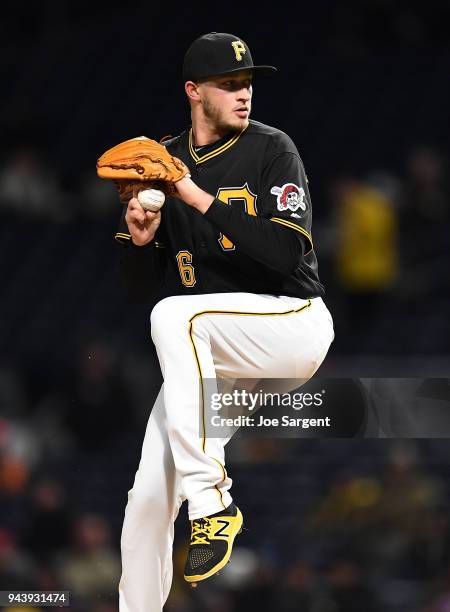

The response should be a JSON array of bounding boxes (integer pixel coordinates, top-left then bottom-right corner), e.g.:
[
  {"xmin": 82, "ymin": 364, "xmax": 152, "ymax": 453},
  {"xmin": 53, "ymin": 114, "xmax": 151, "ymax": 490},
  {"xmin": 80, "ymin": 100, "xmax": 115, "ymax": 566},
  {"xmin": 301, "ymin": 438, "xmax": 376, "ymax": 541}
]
[{"xmin": 271, "ymin": 183, "xmax": 307, "ymax": 215}]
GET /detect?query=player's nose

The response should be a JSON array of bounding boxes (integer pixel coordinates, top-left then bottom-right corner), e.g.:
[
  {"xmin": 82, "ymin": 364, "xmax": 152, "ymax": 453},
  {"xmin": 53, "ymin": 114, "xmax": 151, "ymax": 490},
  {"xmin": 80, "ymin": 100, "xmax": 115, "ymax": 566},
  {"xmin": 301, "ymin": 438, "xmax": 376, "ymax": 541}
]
[{"xmin": 236, "ymin": 87, "xmax": 251, "ymax": 102}]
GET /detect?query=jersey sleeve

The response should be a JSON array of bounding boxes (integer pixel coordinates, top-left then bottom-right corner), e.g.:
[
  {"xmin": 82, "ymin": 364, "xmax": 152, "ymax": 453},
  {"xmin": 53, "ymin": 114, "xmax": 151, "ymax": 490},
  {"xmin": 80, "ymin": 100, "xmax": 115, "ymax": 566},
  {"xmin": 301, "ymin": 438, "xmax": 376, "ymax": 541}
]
[
  {"xmin": 114, "ymin": 205, "xmax": 168, "ymax": 303},
  {"xmin": 258, "ymin": 150, "xmax": 314, "ymax": 255},
  {"xmin": 115, "ymin": 205, "xmax": 132, "ymax": 245}
]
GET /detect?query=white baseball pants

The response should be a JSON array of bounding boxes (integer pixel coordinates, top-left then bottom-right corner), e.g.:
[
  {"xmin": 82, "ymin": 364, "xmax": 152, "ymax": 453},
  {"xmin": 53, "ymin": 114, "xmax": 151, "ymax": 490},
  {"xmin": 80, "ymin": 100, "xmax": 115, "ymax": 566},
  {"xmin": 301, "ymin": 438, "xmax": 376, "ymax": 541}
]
[{"xmin": 119, "ymin": 292, "xmax": 334, "ymax": 611}]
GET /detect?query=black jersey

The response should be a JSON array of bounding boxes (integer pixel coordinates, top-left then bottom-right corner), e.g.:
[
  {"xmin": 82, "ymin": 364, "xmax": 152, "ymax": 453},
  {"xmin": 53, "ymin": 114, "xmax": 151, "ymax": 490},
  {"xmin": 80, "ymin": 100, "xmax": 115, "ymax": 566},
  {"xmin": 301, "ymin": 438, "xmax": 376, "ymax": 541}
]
[{"xmin": 116, "ymin": 120, "xmax": 325, "ymax": 300}]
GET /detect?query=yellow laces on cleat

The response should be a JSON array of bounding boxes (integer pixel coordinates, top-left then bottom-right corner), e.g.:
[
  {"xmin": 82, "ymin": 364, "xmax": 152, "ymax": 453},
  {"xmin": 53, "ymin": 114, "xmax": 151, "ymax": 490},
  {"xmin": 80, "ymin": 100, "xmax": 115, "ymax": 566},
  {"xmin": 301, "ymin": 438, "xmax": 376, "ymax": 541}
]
[{"xmin": 191, "ymin": 518, "xmax": 212, "ymax": 545}]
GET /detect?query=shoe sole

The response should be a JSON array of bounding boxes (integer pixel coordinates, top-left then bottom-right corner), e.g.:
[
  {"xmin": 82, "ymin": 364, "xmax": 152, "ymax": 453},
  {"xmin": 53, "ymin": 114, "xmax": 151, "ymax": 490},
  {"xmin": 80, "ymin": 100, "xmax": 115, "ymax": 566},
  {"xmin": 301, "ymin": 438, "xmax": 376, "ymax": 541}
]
[{"xmin": 184, "ymin": 507, "xmax": 243, "ymax": 584}]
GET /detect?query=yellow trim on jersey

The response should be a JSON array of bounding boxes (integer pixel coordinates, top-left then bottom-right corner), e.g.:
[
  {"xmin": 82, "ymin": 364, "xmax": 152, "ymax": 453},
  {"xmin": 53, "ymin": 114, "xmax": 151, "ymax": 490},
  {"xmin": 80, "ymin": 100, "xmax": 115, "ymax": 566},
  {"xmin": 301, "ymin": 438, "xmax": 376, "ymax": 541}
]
[
  {"xmin": 270, "ymin": 217, "xmax": 313, "ymax": 254},
  {"xmin": 189, "ymin": 126, "xmax": 247, "ymax": 165},
  {"xmin": 187, "ymin": 299, "xmax": 312, "ymax": 508},
  {"xmin": 115, "ymin": 232, "xmax": 131, "ymax": 243},
  {"xmin": 115, "ymin": 233, "xmax": 165, "ymax": 248}
]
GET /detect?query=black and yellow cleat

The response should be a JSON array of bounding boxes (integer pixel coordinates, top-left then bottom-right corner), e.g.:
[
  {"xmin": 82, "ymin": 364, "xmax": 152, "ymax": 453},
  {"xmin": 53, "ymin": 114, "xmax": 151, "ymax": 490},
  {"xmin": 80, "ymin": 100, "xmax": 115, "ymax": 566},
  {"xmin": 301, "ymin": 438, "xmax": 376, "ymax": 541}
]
[{"xmin": 184, "ymin": 503, "xmax": 243, "ymax": 585}]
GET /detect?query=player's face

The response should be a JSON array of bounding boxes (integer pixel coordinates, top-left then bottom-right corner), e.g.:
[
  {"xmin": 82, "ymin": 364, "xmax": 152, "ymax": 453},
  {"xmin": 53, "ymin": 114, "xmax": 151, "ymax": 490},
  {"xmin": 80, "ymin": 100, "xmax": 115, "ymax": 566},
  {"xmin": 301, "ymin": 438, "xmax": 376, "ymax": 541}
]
[{"xmin": 198, "ymin": 71, "xmax": 253, "ymax": 132}]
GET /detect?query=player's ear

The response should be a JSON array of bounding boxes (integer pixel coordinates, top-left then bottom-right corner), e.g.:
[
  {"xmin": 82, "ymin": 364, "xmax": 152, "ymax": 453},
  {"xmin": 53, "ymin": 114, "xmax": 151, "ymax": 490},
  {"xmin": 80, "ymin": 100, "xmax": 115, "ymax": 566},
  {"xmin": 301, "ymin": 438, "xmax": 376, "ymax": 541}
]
[{"xmin": 185, "ymin": 81, "xmax": 201, "ymax": 102}]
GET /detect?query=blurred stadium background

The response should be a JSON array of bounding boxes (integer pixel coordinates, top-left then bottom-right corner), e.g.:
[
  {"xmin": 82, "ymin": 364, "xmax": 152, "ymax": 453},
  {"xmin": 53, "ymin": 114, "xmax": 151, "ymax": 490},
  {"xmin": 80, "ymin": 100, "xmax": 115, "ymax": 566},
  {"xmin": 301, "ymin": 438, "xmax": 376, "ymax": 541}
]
[{"xmin": 1, "ymin": 1, "xmax": 449, "ymax": 610}]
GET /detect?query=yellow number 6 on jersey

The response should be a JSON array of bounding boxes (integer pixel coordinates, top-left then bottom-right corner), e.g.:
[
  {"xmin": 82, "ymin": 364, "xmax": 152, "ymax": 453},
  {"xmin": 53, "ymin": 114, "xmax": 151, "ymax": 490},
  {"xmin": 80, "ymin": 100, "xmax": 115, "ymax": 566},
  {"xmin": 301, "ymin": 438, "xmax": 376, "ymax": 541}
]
[{"xmin": 176, "ymin": 250, "xmax": 196, "ymax": 287}]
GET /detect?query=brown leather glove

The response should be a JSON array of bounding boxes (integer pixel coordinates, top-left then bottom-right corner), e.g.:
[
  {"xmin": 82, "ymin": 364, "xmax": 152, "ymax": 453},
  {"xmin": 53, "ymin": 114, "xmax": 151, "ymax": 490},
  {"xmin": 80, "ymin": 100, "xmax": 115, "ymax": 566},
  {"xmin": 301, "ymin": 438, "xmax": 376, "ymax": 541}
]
[{"xmin": 96, "ymin": 136, "xmax": 190, "ymax": 203}]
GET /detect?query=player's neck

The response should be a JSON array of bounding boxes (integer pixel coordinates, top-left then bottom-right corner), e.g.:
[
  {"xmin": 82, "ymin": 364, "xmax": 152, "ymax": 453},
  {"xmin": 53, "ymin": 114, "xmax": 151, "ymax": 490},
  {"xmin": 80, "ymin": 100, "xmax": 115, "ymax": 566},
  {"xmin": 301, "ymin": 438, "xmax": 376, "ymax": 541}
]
[{"xmin": 191, "ymin": 117, "xmax": 231, "ymax": 147}]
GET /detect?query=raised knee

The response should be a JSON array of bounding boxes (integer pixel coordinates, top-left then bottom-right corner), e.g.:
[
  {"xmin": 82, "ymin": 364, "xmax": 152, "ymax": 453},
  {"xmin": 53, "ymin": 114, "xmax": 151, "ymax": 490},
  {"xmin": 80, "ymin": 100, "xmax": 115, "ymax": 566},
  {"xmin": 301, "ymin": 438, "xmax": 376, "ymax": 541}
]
[
  {"xmin": 150, "ymin": 297, "xmax": 187, "ymax": 343},
  {"xmin": 151, "ymin": 296, "xmax": 184, "ymax": 324}
]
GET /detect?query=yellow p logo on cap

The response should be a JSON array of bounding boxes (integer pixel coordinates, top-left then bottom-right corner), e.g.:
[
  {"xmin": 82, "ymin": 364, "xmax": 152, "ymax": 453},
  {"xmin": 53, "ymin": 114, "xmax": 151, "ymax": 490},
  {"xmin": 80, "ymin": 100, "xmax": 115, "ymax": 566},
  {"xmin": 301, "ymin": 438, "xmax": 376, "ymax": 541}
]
[{"xmin": 231, "ymin": 41, "xmax": 246, "ymax": 61}]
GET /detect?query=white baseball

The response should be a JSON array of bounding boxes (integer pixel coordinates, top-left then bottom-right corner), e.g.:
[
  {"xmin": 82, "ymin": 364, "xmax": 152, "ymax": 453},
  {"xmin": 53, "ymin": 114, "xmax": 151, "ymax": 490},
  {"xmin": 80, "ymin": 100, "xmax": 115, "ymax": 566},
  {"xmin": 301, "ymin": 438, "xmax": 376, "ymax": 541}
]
[{"xmin": 137, "ymin": 188, "xmax": 165, "ymax": 212}]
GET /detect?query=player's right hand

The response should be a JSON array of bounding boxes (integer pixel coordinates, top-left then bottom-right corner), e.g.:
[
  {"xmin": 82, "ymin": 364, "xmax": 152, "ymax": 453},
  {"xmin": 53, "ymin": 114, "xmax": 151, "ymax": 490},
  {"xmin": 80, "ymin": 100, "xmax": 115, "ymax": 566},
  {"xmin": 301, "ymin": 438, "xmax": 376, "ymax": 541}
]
[{"xmin": 125, "ymin": 197, "xmax": 161, "ymax": 246}]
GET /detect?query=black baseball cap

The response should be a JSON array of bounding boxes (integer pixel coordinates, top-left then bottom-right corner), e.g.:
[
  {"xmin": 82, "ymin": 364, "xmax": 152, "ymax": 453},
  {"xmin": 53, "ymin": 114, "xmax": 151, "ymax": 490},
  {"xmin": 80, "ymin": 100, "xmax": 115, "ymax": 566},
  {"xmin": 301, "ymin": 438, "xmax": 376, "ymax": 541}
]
[{"xmin": 183, "ymin": 32, "xmax": 277, "ymax": 82}]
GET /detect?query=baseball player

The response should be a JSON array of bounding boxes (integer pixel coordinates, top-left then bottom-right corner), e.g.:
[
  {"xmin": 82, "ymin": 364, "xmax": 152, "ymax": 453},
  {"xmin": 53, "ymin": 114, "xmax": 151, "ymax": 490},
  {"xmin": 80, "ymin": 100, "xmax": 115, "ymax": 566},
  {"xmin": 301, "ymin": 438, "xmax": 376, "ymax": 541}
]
[{"xmin": 115, "ymin": 32, "xmax": 334, "ymax": 611}]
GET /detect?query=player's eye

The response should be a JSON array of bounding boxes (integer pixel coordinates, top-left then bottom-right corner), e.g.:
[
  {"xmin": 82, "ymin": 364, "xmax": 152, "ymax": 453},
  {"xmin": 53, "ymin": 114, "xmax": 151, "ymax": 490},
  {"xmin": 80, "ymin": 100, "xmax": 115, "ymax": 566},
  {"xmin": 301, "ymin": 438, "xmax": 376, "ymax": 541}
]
[{"xmin": 221, "ymin": 80, "xmax": 252, "ymax": 91}]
